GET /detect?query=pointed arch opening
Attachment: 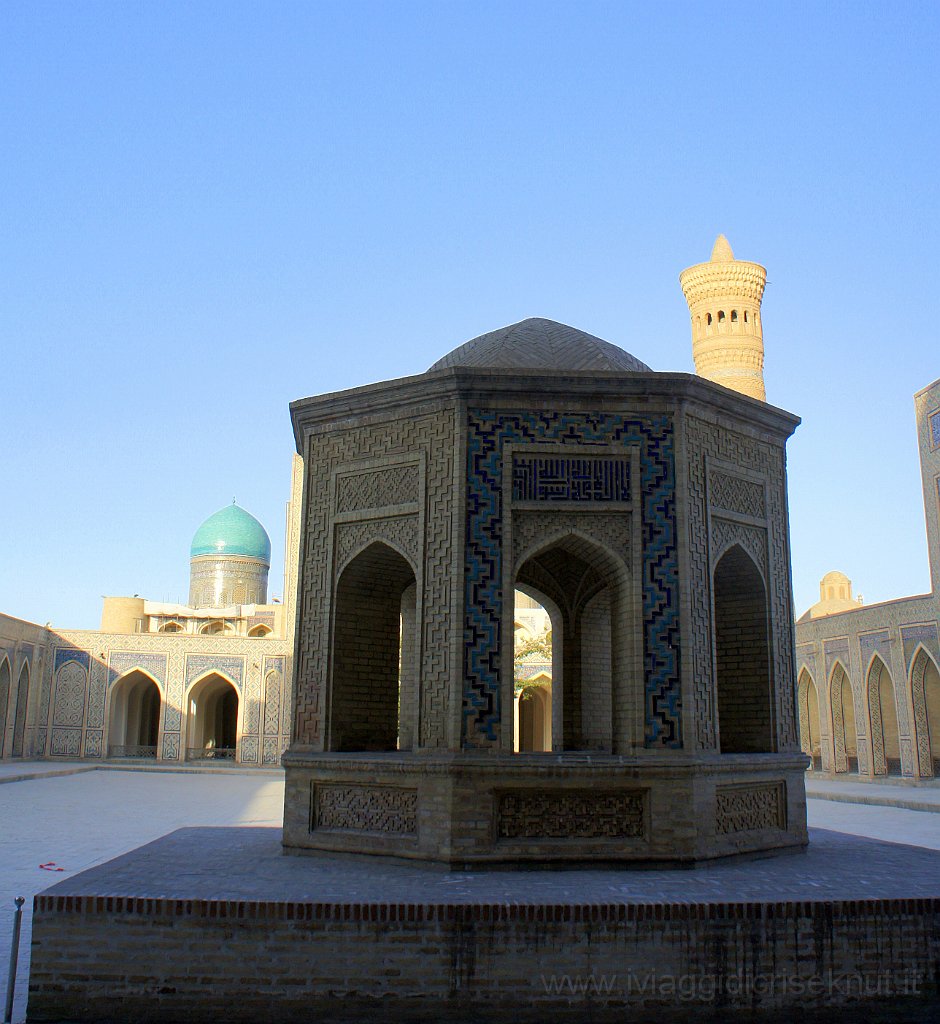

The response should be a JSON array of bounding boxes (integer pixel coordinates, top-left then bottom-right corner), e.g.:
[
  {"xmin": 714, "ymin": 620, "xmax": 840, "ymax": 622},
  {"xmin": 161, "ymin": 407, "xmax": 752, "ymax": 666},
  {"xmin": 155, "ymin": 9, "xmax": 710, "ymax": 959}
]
[
  {"xmin": 830, "ymin": 663, "xmax": 858, "ymax": 773},
  {"xmin": 514, "ymin": 532, "xmax": 633, "ymax": 753},
  {"xmin": 329, "ymin": 541, "xmax": 417, "ymax": 752},
  {"xmin": 911, "ymin": 648, "xmax": 940, "ymax": 777},
  {"xmin": 11, "ymin": 662, "xmax": 29, "ymax": 758},
  {"xmin": 797, "ymin": 669, "xmax": 821, "ymax": 769},
  {"xmin": 516, "ymin": 681, "xmax": 552, "ymax": 752},
  {"xmin": 186, "ymin": 673, "xmax": 239, "ymax": 760},
  {"xmin": 248, "ymin": 624, "xmax": 272, "ymax": 638},
  {"xmin": 513, "ymin": 588, "xmax": 554, "ymax": 751},
  {"xmin": 867, "ymin": 656, "xmax": 901, "ymax": 776},
  {"xmin": 0, "ymin": 658, "xmax": 10, "ymax": 758},
  {"xmin": 108, "ymin": 670, "xmax": 161, "ymax": 758},
  {"xmin": 713, "ymin": 545, "xmax": 774, "ymax": 753}
]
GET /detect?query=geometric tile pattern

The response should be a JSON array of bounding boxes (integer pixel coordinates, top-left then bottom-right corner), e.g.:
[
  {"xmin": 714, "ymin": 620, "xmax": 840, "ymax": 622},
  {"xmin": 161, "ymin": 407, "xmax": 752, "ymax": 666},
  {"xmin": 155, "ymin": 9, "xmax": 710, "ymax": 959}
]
[
  {"xmin": 108, "ymin": 651, "xmax": 167, "ymax": 686},
  {"xmin": 464, "ymin": 410, "xmax": 679, "ymax": 748},
  {"xmin": 930, "ymin": 410, "xmax": 940, "ymax": 448},
  {"xmin": 184, "ymin": 655, "xmax": 244, "ymax": 688},
  {"xmin": 901, "ymin": 623, "xmax": 940, "ymax": 675},
  {"xmin": 54, "ymin": 648, "xmax": 89, "ymax": 672},
  {"xmin": 511, "ymin": 455, "xmax": 631, "ymax": 502}
]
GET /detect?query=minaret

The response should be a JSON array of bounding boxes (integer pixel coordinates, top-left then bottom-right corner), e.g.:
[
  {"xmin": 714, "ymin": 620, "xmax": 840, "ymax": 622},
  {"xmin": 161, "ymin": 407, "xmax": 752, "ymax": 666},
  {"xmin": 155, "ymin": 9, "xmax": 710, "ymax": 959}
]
[{"xmin": 679, "ymin": 235, "xmax": 767, "ymax": 401}]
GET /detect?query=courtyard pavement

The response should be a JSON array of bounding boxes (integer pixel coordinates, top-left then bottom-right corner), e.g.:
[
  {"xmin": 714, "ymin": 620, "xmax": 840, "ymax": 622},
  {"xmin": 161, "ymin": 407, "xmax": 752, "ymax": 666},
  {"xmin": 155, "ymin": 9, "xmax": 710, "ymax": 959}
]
[{"xmin": 2, "ymin": 767, "xmax": 939, "ymax": 1023}]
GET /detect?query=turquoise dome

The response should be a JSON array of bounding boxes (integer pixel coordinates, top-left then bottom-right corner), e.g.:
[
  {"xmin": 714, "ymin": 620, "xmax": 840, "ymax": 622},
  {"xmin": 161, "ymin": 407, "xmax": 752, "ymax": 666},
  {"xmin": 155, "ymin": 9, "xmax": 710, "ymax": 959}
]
[{"xmin": 190, "ymin": 504, "xmax": 271, "ymax": 563}]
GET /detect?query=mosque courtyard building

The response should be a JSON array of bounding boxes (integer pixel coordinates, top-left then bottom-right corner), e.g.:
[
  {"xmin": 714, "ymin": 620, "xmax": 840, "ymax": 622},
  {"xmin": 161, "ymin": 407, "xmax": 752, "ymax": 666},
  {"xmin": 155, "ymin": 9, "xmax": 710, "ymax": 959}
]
[
  {"xmin": 0, "ymin": 457, "xmax": 303, "ymax": 767},
  {"xmin": 794, "ymin": 376, "xmax": 940, "ymax": 780}
]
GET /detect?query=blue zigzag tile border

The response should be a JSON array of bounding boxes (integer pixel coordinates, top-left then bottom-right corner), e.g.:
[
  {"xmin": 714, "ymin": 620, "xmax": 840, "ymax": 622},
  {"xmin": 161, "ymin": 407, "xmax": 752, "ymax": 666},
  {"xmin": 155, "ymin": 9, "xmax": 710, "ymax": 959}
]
[{"xmin": 463, "ymin": 410, "xmax": 681, "ymax": 748}]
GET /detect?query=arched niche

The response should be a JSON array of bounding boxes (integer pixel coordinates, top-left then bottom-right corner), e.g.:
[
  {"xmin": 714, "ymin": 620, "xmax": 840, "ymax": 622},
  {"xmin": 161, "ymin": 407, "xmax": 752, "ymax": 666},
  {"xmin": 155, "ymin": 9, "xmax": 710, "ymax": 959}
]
[
  {"xmin": 713, "ymin": 545, "xmax": 774, "ymax": 753},
  {"xmin": 830, "ymin": 662, "xmax": 858, "ymax": 773},
  {"xmin": 329, "ymin": 541, "xmax": 417, "ymax": 752},
  {"xmin": 911, "ymin": 647, "xmax": 940, "ymax": 777},
  {"xmin": 867, "ymin": 656, "xmax": 901, "ymax": 776},
  {"xmin": 797, "ymin": 668, "xmax": 821, "ymax": 768}
]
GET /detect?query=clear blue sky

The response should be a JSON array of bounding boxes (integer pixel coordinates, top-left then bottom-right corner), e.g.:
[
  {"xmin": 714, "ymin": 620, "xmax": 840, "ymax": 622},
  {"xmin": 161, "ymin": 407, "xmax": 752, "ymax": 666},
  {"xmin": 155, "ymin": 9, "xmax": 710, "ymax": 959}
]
[{"xmin": 1, "ymin": 1, "xmax": 937, "ymax": 629}]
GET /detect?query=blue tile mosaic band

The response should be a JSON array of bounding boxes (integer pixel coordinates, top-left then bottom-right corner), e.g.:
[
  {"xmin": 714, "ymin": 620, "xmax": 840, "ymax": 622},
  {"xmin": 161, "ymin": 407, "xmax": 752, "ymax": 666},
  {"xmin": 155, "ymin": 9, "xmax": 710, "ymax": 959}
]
[
  {"xmin": 108, "ymin": 651, "xmax": 168, "ymax": 686},
  {"xmin": 930, "ymin": 410, "xmax": 940, "ymax": 448},
  {"xmin": 54, "ymin": 648, "xmax": 89, "ymax": 671},
  {"xmin": 511, "ymin": 455, "xmax": 631, "ymax": 502},
  {"xmin": 463, "ymin": 411, "xmax": 680, "ymax": 748},
  {"xmin": 185, "ymin": 654, "xmax": 244, "ymax": 687}
]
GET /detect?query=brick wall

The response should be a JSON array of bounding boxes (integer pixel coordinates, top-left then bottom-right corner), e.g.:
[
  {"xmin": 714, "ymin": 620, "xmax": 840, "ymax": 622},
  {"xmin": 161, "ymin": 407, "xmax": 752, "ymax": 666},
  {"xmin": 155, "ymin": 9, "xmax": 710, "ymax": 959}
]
[{"xmin": 29, "ymin": 894, "xmax": 940, "ymax": 1022}]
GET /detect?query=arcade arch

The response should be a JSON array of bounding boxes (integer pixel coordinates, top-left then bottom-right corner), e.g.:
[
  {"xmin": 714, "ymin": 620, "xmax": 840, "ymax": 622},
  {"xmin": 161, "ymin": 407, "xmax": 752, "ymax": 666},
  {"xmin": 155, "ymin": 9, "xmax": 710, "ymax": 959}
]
[
  {"xmin": 186, "ymin": 673, "xmax": 239, "ymax": 760},
  {"xmin": 0, "ymin": 658, "xmax": 9, "ymax": 757},
  {"xmin": 108, "ymin": 670, "xmax": 161, "ymax": 758}
]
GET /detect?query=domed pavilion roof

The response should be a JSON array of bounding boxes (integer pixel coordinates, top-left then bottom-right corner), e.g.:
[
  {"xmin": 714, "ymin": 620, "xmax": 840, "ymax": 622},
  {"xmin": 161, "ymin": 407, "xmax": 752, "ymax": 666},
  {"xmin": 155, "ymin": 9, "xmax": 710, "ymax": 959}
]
[
  {"xmin": 428, "ymin": 317, "xmax": 651, "ymax": 373},
  {"xmin": 190, "ymin": 503, "xmax": 271, "ymax": 563}
]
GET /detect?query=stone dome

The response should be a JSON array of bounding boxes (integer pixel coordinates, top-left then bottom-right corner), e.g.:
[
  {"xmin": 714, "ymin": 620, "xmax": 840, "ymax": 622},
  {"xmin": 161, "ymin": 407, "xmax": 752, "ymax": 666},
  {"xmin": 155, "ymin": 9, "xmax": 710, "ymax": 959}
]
[
  {"xmin": 428, "ymin": 317, "xmax": 651, "ymax": 373},
  {"xmin": 190, "ymin": 503, "xmax": 271, "ymax": 563},
  {"xmin": 821, "ymin": 570, "xmax": 850, "ymax": 585}
]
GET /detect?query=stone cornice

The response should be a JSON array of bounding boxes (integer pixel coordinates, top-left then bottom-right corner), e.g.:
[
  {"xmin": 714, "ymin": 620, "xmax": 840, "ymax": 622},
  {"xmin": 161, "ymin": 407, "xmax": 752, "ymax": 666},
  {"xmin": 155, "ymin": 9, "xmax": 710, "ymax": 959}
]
[{"xmin": 290, "ymin": 367, "xmax": 800, "ymax": 448}]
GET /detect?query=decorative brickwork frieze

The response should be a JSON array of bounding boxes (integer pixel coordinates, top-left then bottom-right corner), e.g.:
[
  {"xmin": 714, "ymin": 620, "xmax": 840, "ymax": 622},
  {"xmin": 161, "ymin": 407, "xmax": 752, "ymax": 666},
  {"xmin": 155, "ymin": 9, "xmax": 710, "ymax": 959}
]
[
  {"xmin": 465, "ymin": 411, "xmax": 679, "ymax": 748},
  {"xmin": 496, "ymin": 789, "xmax": 646, "ymax": 840},
  {"xmin": 511, "ymin": 511, "xmax": 632, "ymax": 573},
  {"xmin": 336, "ymin": 464, "xmax": 420, "ymax": 513},
  {"xmin": 686, "ymin": 417, "xmax": 795, "ymax": 752},
  {"xmin": 312, "ymin": 783, "xmax": 418, "ymax": 835},
  {"xmin": 715, "ymin": 782, "xmax": 785, "ymax": 834},
  {"xmin": 709, "ymin": 470, "xmax": 766, "ymax": 519},
  {"xmin": 710, "ymin": 517, "xmax": 767, "ymax": 577},
  {"xmin": 334, "ymin": 515, "xmax": 420, "ymax": 575}
]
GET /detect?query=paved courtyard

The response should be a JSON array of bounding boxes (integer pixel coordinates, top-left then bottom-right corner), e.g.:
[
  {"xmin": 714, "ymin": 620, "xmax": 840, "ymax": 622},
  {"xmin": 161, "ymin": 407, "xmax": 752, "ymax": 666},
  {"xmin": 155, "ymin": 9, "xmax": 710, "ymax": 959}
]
[{"xmin": 2, "ymin": 766, "xmax": 940, "ymax": 1023}]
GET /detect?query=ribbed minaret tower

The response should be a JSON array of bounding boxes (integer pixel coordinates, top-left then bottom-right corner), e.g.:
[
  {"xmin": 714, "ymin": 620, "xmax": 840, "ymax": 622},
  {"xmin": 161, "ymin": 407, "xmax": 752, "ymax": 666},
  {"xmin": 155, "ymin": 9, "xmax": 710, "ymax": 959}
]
[{"xmin": 679, "ymin": 235, "xmax": 767, "ymax": 401}]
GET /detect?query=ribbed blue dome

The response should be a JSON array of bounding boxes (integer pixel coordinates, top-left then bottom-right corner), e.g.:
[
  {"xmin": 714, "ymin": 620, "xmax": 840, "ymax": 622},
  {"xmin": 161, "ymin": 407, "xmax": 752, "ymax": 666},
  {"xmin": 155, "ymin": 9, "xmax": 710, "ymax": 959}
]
[{"xmin": 190, "ymin": 504, "xmax": 271, "ymax": 562}]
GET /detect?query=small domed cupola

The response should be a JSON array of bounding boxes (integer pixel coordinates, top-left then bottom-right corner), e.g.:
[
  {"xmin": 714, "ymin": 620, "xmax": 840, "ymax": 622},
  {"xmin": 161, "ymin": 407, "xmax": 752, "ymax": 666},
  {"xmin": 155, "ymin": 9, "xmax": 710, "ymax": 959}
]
[{"xmin": 428, "ymin": 317, "xmax": 652, "ymax": 374}]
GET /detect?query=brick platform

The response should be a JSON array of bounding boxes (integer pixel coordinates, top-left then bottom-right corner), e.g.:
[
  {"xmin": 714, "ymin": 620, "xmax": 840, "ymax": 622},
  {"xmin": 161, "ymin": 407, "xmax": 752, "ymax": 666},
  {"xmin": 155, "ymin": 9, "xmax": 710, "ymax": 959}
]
[{"xmin": 27, "ymin": 825, "xmax": 940, "ymax": 1021}]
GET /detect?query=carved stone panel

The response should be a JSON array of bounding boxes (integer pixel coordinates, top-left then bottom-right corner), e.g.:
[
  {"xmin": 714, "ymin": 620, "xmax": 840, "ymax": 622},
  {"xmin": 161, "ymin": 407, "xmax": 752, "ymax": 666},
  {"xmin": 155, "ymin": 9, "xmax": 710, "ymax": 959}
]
[
  {"xmin": 336, "ymin": 464, "xmax": 420, "ymax": 513},
  {"xmin": 512, "ymin": 511, "xmax": 632, "ymax": 572},
  {"xmin": 496, "ymin": 789, "xmax": 646, "ymax": 840},
  {"xmin": 709, "ymin": 470, "xmax": 766, "ymax": 519},
  {"xmin": 312, "ymin": 783, "xmax": 418, "ymax": 835},
  {"xmin": 715, "ymin": 782, "xmax": 786, "ymax": 834},
  {"xmin": 334, "ymin": 515, "xmax": 420, "ymax": 575},
  {"xmin": 710, "ymin": 516, "xmax": 767, "ymax": 577}
]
